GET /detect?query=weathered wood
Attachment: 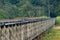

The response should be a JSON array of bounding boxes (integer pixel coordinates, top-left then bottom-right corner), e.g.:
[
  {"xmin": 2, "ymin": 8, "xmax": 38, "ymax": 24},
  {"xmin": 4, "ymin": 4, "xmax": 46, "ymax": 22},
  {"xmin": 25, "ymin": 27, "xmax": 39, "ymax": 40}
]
[{"xmin": 0, "ymin": 18, "xmax": 55, "ymax": 40}]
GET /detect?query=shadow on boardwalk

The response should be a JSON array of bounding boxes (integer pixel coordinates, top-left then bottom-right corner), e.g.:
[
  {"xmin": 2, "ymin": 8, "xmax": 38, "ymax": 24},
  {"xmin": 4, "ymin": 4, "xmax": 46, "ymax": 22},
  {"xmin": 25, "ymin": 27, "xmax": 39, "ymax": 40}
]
[{"xmin": 42, "ymin": 26, "xmax": 60, "ymax": 40}]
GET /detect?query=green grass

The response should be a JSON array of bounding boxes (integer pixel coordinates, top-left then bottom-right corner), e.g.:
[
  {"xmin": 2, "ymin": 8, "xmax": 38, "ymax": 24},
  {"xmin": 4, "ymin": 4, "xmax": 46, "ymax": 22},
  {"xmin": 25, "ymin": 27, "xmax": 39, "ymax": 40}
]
[
  {"xmin": 40, "ymin": 16, "xmax": 48, "ymax": 18},
  {"xmin": 42, "ymin": 27, "xmax": 60, "ymax": 40}
]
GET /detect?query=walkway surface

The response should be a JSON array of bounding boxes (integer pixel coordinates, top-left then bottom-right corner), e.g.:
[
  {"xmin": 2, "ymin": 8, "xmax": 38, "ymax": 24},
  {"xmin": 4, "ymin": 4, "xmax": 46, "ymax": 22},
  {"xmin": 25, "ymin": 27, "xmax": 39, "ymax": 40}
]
[{"xmin": 42, "ymin": 26, "xmax": 60, "ymax": 40}]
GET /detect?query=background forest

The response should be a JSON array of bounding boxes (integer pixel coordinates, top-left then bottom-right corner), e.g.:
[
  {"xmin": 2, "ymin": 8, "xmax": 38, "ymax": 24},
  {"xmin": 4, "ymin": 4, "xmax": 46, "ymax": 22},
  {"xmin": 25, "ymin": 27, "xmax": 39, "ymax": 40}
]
[{"xmin": 0, "ymin": 0, "xmax": 60, "ymax": 19}]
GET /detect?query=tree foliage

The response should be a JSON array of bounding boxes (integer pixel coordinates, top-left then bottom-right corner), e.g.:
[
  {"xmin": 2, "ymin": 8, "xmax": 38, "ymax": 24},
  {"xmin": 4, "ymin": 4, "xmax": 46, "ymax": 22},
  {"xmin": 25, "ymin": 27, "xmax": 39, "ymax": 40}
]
[{"xmin": 0, "ymin": 0, "xmax": 60, "ymax": 19}]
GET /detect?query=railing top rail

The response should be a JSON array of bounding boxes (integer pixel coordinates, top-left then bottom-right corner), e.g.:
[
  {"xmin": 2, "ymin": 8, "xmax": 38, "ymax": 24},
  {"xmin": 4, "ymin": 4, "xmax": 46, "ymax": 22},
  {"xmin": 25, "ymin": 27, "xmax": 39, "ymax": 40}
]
[{"xmin": 0, "ymin": 18, "xmax": 55, "ymax": 28}]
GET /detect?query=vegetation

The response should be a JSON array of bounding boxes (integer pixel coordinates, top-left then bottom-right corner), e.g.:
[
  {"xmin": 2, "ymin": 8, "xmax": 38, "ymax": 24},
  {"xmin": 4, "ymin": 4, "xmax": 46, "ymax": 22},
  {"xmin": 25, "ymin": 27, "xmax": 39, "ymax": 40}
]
[
  {"xmin": 55, "ymin": 16, "xmax": 60, "ymax": 26},
  {"xmin": 0, "ymin": 0, "xmax": 60, "ymax": 19},
  {"xmin": 42, "ymin": 26, "xmax": 60, "ymax": 40}
]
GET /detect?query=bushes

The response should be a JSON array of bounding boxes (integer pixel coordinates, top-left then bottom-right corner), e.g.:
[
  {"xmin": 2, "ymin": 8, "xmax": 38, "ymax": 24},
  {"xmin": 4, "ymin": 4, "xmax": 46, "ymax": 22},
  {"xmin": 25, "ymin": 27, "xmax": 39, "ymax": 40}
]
[{"xmin": 55, "ymin": 16, "xmax": 60, "ymax": 26}]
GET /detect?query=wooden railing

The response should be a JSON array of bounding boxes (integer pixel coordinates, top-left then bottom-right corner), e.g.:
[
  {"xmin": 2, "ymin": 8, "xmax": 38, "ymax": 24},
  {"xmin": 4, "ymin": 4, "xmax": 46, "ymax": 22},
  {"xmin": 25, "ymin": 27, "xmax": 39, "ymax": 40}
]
[{"xmin": 0, "ymin": 18, "xmax": 55, "ymax": 40}]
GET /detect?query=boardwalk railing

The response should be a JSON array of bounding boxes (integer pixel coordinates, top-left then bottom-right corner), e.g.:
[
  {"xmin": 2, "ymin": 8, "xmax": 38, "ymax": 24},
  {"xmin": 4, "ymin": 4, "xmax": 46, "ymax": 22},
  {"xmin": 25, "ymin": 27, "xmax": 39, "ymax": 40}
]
[{"xmin": 0, "ymin": 18, "xmax": 55, "ymax": 40}]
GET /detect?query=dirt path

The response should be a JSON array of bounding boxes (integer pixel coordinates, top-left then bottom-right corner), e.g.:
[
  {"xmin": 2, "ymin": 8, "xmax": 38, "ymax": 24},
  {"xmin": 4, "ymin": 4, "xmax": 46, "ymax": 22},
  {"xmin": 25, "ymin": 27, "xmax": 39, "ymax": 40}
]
[{"xmin": 53, "ymin": 26, "xmax": 60, "ymax": 30}]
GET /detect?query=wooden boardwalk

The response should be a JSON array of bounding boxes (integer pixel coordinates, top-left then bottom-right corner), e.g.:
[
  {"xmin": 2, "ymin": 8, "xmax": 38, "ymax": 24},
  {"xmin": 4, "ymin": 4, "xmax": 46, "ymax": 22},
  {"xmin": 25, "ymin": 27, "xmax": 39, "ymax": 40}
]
[{"xmin": 0, "ymin": 18, "xmax": 55, "ymax": 40}]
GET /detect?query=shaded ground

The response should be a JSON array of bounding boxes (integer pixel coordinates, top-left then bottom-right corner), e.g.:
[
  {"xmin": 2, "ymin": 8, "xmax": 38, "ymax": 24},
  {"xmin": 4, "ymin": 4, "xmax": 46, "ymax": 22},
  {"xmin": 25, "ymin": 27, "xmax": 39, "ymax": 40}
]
[{"xmin": 42, "ymin": 26, "xmax": 60, "ymax": 40}]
